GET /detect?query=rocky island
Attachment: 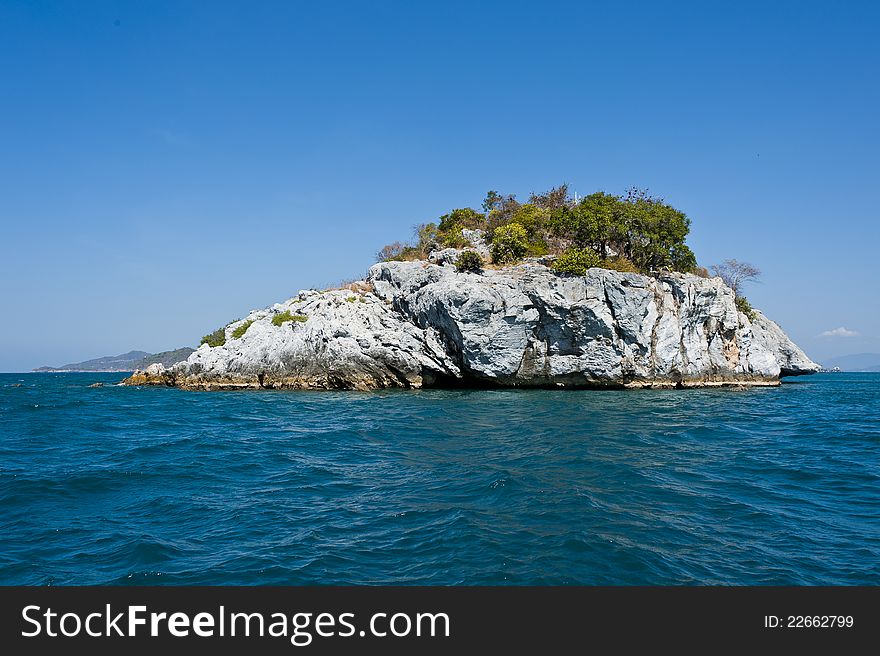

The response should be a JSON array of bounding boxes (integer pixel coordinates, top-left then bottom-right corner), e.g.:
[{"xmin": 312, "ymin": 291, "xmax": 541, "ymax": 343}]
[{"xmin": 125, "ymin": 186, "xmax": 818, "ymax": 390}]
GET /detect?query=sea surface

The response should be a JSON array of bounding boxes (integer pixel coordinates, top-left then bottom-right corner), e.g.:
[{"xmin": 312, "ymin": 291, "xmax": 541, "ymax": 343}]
[{"xmin": 1, "ymin": 372, "xmax": 878, "ymax": 585}]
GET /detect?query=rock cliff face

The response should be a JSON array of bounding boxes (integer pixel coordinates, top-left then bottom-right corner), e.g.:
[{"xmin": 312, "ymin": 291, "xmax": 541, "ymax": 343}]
[{"xmin": 125, "ymin": 259, "xmax": 817, "ymax": 390}]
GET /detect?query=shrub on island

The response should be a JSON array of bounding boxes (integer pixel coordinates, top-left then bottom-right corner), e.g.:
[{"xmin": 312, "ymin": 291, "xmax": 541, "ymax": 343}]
[
  {"xmin": 735, "ymin": 296, "xmax": 757, "ymax": 320},
  {"xmin": 600, "ymin": 256, "xmax": 640, "ymax": 273},
  {"xmin": 272, "ymin": 310, "xmax": 308, "ymax": 326},
  {"xmin": 550, "ymin": 248, "xmax": 602, "ymax": 275},
  {"xmin": 231, "ymin": 320, "xmax": 253, "ymax": 340},
  {"xmin": 377, "ymin": 184, "xmax": 707, "ymax": 275},
  {"xmin": 454, "ymin": 250, "xmax": 484, "ymax": 273},
  {"xmin": 200, "ymin": 327, "xmax": 226, "ymax": 348},
  {"xmin": 490, "ymin": 223, "xmax": 529, "ymax": 264}
]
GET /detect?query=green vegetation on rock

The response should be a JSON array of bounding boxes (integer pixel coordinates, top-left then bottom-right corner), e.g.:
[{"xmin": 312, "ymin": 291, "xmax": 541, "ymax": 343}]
[
  {"xmin": 454, "ymin": 250, "xmax": 484, "ymax": 273},
  {"xmin": 490, "ymin": 223, "xmax": 529, "ymax": 264},
  {"xmin": 550, "ymin": 247, "xmax": 602, "ymax": 275},
  {"xmin": 200, "ymin": 327, "xmax": 226, "ymax": 348},
  {"xmin": 735, "ymin": 296, "xmax": 757, "ymax": 321},
  {"xmin": 548, "ymin": 188, "xmax": 696, "ymax": 273},
  {"xmin": 600, "ymin": 256, "xmax": 640, "ymax": 273},
  {"xmin": 377, "ymin": 183, "xmax": 705, "ymax": 275},
  {"xmin": 231, "ymin": 320, "xmax": 253, "ymax": 339},
  {"xmin": 272, "ymin": 310, "xmax": 308, "ymax": 326},
  {"xmin": 437, "ymin": 207, "xmax": 484, "ymax": 248},
  {"xmin": 505, "ymin": 203, "xmax": 550, "ymax": 256}
]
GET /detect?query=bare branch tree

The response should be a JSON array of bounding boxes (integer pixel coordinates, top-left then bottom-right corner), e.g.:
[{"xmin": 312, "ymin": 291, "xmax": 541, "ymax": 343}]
[
  {"xmin": 376, "ymin": 241, "xmax": 407, "ymax": 262},
  {"xmin": 710, "ymin": 259, "xmax": 761, "ymax": 297},
  {"xmin": 529, "ymin": 184, "xmax": 571, "ymax": 210}
]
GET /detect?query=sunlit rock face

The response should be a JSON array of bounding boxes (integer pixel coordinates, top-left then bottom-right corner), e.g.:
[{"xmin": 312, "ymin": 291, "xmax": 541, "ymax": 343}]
[{"xmin": 126, "ymin": 261, "xmax": 818, "ymax": 390}]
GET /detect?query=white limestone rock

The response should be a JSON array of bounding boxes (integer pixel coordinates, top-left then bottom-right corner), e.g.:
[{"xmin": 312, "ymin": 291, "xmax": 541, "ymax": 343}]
[
  {"xmin": 128, "ymin": 261, "xmax": 817, "ymax": 390},
  {"xmin": 157, "ymin": 288, "xmax": 460, "ymax": 390},
  {"xmin": 369, "ymin": 261, "xmax": 818, "ymax": 387}
]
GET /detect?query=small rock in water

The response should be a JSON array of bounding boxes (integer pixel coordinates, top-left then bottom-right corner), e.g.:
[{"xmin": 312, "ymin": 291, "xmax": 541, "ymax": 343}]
[{"xmin": 88, "ymin": 382, "xmax": 104, "ymax": 388}]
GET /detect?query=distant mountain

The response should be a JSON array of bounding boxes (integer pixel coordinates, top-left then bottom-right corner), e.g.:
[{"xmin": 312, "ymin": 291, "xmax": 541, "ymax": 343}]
[
  {"xmin": 820, "ymin": 353, "xmax": 880, "ymax": 372},
  {"xmin": 35, "ymin": 348, "xmax": 195, "ymax": 372},
  {"xmin": 129, "ymin": 349, "xmax": 196, "ymax": 370}
]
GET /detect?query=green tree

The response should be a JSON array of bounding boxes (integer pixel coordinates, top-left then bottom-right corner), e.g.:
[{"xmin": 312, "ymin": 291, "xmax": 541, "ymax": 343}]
[
  {"xmin": 437, "ymin": 226, "xmax": 470, "ymax": 248},
  {"xmin": 437, "ymin": 207, "xmax": 485, "ymax": 233},
  {"xmin": 670, "ymin": 244, "xmax": 697, "ymax": 273},
  {"xmin": 481, "ymin": 190, "xmax": 502, "ymax": 213},
  {"xmin": 617, "ymin": 189, "xmax": 693, "ymax": 272},
  {"xmin": 550, "ymin": 191, "xmax": 623, "ymax": 258},
  {"xmin": 415, "ymin": 222, "xmax": 438, "ymax": 252},
  {"xmin": 491, "ymin": 223, "xmax": 529, "ymax": 264},
  {"xmin": 485, "ymin": 194, "xmax": 521, "ymax": 239},
  {"xmin": 508, "ymin": 203, "xmax": 550, "ymax": 255},
  {"xmin": 437, "ymin": 207, "xmax": 486, "ymax": 248},
  {"xmin": 376, "ymin": 184, "xmax": 698, "ymax": 274}
]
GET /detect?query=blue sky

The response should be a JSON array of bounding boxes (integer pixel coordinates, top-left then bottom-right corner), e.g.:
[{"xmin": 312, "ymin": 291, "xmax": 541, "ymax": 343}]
[{"xmin": 1, "ymin": 0, "xmax": 878, "ymax": 371}]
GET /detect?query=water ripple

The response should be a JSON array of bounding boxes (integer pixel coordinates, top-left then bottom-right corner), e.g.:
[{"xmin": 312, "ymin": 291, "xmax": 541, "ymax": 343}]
[{"xmin": 1, "ymin": 372, "xmax": 878, "ymax": 585}]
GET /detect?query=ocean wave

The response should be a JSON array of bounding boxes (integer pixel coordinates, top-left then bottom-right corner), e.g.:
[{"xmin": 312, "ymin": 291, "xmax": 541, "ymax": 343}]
[{"xmin": 1, "ymin": 371, "xmax": 878, "ymax": 585}]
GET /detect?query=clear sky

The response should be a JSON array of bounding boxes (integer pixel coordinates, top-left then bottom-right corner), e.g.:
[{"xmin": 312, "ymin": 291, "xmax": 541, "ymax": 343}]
[{"xmin": 1, "ymin": 0, "xmax": 878, "ymax": 371}]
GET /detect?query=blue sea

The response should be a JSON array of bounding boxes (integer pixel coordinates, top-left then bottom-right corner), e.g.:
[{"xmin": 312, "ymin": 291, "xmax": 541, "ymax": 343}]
[{"xmin": 1, "ymin": 372, "xmax": 878, "ymax": 585}]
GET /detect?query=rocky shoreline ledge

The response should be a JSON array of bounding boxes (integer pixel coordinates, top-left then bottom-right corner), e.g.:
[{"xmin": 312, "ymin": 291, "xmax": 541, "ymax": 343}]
[{"xmin": 124, "ymin": 258, "xmax": 818, "ymax": 390}]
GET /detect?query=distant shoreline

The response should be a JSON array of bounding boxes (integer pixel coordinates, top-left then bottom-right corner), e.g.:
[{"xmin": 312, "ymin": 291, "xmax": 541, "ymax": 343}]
[
  {"xmin": 31, "ymin": 369, "xmax": 137, "ymax": 373},
  {"xmin": 31, "ymin": 347, "xmax": 195, "ymax": 374}
]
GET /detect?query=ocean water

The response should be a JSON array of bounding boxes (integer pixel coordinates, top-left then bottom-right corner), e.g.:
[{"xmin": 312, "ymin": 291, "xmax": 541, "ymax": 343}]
[{"xmin": 0, "ymin": 372, "xmax": 878, "ymax": 586}]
